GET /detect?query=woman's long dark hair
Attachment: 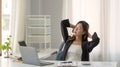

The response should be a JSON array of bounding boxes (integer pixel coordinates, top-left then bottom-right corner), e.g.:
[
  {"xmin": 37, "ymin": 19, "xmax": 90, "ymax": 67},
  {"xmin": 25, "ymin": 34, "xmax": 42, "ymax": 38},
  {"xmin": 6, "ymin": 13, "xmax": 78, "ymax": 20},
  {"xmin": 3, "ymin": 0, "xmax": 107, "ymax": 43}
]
[{"xmin": 68, "ymin": 21, "xmax": 89, "ymax": 42}]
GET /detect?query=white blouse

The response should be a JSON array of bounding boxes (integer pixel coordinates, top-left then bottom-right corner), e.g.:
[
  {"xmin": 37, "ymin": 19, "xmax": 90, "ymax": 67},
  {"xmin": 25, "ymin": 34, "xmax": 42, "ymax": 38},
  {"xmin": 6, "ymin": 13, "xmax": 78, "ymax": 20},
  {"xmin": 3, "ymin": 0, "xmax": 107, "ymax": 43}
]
[{"xmin": 66, "ymin": 44, "xmax": 82, "ymax": 61}]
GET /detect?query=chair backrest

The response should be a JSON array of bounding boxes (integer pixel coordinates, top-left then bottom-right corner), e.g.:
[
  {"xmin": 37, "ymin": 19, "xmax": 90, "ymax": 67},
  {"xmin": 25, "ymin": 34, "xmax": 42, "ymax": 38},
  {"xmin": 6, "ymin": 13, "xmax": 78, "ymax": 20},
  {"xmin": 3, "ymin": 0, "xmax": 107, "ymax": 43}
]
[
  {"xmin": 56, "ymin": 42, "xmax": 65, "ymax": 60},
  {"xmin": 58, "ymin": 42, "xmax": 65, "ymax": 52},
  {"xmin": 19, "ymin": 46, "xmax": 40, "ymax": 66},
  {"xmin": 18, "ymin": 41, "xmax": 27, "ymax": 46}
]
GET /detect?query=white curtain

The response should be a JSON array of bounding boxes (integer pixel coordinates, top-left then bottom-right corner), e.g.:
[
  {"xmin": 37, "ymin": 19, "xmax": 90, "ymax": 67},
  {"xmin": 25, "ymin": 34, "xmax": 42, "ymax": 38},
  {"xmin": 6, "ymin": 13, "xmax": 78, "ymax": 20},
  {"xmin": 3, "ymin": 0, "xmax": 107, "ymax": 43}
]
[
  {"xmin": 108, "ymin": 0, "xmax": 120, "ymax": 65},
  {"xmin": 63, "ymin": 0, "xmax": 120, "ymax": 66},
  {"xmin": 10, "ymin": 0, "xmax": 25, "ymax": 54},
  {"xmin": 100, "ymin": 0, "xmax": 120, "ymax": 66},
  {"xmin": 62, "ymin": 0, "xmax": 73, "ymax": 21}
]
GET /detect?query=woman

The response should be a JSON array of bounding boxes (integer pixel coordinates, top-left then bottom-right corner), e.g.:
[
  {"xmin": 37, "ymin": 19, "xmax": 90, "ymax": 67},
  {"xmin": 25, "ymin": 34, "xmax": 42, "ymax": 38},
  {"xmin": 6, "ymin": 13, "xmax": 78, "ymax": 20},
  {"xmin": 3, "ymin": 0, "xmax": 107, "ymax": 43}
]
[{"xmin": 56, "ymin": 19, "xmax": 100, "ymax": 61}]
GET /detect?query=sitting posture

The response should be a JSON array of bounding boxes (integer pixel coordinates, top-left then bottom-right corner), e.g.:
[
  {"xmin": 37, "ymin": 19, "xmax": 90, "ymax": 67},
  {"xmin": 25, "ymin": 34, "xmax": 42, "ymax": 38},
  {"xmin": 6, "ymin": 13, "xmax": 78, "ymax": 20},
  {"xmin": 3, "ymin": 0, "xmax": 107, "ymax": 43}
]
[{"xmin": 56, "ymin": 19, "xmax": 100, "ymax": 61}]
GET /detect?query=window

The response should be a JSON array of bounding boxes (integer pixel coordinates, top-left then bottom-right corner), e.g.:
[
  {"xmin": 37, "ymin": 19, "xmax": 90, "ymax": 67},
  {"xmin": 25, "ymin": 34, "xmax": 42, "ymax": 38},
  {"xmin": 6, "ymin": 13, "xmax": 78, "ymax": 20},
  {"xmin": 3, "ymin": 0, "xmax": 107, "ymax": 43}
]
[{"xmin": 2, "ymin": 0, "xmax": 12, "ymax": 43}]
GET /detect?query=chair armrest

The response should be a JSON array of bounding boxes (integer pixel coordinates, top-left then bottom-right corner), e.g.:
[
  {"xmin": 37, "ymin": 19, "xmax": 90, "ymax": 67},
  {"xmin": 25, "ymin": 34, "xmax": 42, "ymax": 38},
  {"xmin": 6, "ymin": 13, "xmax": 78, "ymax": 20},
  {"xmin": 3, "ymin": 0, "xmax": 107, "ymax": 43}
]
[
  {"xmin": 51, "ymin": 51, "xmax": 57, "ymax": 55},
  {"xmin": 38, "ymin": 49, "xmax": 58, "ymax": 60}
]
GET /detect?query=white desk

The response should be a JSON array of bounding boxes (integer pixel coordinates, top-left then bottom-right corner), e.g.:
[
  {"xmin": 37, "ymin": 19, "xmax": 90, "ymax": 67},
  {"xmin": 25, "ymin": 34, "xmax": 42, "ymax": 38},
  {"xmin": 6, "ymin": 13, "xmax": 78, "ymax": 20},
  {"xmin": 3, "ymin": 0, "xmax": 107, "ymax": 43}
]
[{"xmin": 0, "ymin": 57, "xmax": 117, "ymax": 67}]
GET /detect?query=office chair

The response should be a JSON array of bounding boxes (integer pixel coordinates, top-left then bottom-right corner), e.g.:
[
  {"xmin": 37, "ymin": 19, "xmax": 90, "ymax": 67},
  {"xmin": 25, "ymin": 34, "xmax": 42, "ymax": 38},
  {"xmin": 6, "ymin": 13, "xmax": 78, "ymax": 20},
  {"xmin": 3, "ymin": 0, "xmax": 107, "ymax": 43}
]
[
  {"xmin": 43, "ymin": 42, "xmax": 65, "ymax": 60},
  {"xmin": 18, "ymin": 41, "xmax": 27, "ymax": 46}
]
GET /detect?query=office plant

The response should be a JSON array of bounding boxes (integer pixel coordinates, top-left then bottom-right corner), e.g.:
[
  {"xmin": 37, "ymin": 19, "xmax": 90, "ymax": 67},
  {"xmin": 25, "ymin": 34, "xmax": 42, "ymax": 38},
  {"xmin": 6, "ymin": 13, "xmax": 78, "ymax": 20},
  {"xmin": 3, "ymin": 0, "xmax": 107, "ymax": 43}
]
[{"xmin": 0, "ymin": 35, "xmax": 12, "ymax": 58}]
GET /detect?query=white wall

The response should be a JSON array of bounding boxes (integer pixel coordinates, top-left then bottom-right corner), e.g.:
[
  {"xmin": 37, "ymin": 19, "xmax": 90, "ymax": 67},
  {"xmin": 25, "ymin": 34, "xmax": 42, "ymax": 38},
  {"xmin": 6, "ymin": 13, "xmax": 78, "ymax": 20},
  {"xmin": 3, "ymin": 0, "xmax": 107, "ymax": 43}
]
[
  {"xmin": 25, "ymin": 0, "xmax": 63, "ymax": 48},
  {"xmin": 42, "ymin": 0, "xmax": 63, "ymax": 48},
  {"xmin": 25, "ymin": 0, "xmax": 43, "ymax": 15}
]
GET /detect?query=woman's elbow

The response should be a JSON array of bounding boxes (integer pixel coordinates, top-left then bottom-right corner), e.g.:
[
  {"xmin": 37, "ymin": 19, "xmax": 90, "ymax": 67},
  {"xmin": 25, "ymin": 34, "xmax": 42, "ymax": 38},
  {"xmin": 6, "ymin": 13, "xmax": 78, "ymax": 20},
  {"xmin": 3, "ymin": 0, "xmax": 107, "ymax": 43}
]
[{"xmin": 96, "ymin": 37, "xmax": 100, "ymax": 45}]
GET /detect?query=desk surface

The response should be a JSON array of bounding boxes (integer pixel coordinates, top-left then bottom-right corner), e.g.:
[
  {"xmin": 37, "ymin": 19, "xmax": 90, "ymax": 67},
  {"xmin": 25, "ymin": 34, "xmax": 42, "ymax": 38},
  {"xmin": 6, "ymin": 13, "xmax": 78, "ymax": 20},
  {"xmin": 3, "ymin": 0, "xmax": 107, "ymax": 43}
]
[{"xmin": 0, "ymin": 57, "xmax": 117, "ymax": 67}]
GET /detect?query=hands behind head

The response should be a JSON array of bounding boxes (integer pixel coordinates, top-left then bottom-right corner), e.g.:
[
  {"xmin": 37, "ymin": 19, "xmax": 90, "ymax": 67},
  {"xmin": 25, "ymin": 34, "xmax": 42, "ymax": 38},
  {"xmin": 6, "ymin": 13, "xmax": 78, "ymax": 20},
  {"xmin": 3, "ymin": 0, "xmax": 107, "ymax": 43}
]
[{"xmin": 88, "ymin": 32, "xmax": 92, "ymax": 39}]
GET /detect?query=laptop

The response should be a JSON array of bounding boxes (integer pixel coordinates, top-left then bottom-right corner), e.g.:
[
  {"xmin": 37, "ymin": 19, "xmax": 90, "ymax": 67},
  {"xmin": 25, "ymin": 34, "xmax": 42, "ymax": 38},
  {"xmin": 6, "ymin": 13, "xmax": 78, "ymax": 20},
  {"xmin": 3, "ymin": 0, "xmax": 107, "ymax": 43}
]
[{"xmin": 19, "ymin": 46, "xmax": 54, "ymax": 66}]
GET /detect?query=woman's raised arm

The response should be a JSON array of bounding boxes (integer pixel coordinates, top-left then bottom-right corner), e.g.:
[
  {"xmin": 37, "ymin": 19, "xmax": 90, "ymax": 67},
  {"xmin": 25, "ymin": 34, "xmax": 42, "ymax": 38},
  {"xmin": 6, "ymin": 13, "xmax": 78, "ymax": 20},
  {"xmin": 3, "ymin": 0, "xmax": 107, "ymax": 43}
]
[{"xmin": 61, "ymin": 19, "xmax": 70, "ymax": 42}]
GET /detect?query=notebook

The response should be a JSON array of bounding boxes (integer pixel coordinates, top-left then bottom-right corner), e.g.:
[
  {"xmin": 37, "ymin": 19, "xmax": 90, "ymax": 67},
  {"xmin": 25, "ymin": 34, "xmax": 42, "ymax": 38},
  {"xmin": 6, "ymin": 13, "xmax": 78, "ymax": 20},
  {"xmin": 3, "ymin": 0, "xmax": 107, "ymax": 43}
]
[
  {"xmin": 19, "ymin": 46, "xmax": 54, "ymax": 66},
  {"xmin": 57, "ymin": 61, "xmax": 77, "ymax": 67}
]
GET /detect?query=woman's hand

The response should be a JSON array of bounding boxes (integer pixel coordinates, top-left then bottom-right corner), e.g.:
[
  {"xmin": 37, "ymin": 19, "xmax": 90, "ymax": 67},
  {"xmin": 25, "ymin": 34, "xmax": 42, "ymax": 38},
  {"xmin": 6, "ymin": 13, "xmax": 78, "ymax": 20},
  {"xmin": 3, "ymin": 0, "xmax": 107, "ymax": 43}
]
[
  {"xmin": 70, "ymin": 23, "xmax": 75, "ymax": 28},
  {"xmin": 88, "ymin": 32, "xmax": 92, "ymax": 39}
]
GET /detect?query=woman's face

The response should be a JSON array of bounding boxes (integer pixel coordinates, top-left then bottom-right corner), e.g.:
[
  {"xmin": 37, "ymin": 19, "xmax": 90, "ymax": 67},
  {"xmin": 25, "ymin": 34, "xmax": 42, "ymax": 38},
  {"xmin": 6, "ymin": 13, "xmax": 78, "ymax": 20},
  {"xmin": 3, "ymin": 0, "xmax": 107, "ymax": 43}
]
[{"xmin": 73, "ymin": 23, "xmax": 84, "ymax": 36}]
